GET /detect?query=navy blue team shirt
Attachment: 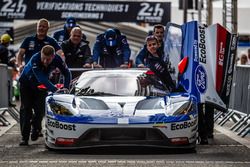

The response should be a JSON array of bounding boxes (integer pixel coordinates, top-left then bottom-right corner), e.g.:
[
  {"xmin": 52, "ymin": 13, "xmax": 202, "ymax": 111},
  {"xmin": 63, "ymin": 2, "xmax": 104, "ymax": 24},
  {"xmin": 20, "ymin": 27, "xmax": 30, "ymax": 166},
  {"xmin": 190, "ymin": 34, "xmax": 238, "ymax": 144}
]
[
  {"xmin": 20, "ymin": 35, "xmax": 61, "ymax": 64},
  {"xmin": 93, "ymin": 33, "xmax": 131, "ymax": 68},
  {"xmin": 19, "ymin": 52, "xmax": 71, "ymax": 93}
]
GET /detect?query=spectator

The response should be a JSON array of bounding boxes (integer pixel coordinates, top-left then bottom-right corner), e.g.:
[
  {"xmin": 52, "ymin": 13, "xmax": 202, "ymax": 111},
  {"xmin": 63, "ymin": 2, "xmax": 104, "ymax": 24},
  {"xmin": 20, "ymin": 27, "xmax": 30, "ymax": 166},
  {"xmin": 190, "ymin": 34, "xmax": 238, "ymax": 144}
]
[
  {"xmin": 19, "ymin": 45, "xmax": 71, "ymax": 146},
  {"xmin": 0, "ymin": 33, "xmax": 16, "ymax": 106},
  {"xmin": 240, "ymin": 54, "xmax": 248, "ymax": 65},
  {"xmin": 61, "ymin": 27, "xmax": 92, "ymax": 78},
  {"xmin": 136, "ymin": 24, "xmax": 165, "ymax": 67},
  {"xmin": 53, "ymin": 17, "xmax": 87, "ymax": 45},
  {"xmin": 145, "ymin": 35, "xmax": 175, "ymax": 91},
  {"xmin": 17, "ymin": 18, "xmax": 64, "ymax": 70},
  {"xmin": 248, "ymin": 48, "xmax": 250, "ymax": 64},
  {"xmin": 0, "ymin": 33, "xmax": 14, "ymax": 66},
  {"xmin": 93, "ymin": 28, "xmax": 131, "ymax": 68}
]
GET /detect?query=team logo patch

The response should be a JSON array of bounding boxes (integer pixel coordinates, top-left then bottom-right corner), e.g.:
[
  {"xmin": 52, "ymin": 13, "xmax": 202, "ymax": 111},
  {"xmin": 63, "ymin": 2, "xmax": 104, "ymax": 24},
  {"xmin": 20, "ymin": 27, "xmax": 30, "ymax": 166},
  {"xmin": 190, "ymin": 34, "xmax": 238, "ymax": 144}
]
[
  {"xmin": 28, "ymin": 41, "xmax": 35, "ymax": 50},
  {"xmin": 195, "ymin": 65, "xmax": 207, "ymax": 94},
  {"xmin": 122, "ymin": 38, "xmax": 128, "ymax": 44}
]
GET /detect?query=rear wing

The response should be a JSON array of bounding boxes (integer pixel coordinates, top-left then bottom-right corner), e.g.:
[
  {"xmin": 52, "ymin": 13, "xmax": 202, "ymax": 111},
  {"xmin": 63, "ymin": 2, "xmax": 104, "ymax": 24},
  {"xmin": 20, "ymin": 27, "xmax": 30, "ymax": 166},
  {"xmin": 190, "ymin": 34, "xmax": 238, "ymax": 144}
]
[{"xmin": 164, "ymin": 21, "xmax": 238, "ymax": 110}]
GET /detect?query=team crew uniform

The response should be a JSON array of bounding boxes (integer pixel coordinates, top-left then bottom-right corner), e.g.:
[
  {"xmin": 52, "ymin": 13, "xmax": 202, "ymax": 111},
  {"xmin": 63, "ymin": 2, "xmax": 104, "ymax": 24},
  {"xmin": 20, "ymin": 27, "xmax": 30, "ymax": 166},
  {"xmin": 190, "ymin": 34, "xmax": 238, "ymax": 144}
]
[
  {"xmin": 61, "ymin": 39, "xmax": 92, "ymax": 78},
  {"xmin": 136, "ymin": 42, "xmax": 164, "ymax": 67},
  {"xmin": 20, "ymin": 35, "xmax": 61, "ymax": 64},
  {"xmin": 93, "ymin": 29, "xmax": 131, "ymax": 68},
  {"xmin": 19, "ymin": 53, "xmax": 71, "ymax": 144},
  {"xmin": 147, "ymin": 52, "xmax": 176, "ymax": 91}
]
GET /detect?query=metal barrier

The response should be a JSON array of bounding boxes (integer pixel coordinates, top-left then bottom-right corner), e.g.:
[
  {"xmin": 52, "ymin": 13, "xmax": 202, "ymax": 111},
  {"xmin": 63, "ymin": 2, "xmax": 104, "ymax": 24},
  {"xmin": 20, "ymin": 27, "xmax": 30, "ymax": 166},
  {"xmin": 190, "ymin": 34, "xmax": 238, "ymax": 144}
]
[
  {"xmin": 215, "ymin": 65, "xmax": 250, "ymax": 137},
  {"xmin": 0, "ymin": 64, "xmax": 20, "ymax": 125}
]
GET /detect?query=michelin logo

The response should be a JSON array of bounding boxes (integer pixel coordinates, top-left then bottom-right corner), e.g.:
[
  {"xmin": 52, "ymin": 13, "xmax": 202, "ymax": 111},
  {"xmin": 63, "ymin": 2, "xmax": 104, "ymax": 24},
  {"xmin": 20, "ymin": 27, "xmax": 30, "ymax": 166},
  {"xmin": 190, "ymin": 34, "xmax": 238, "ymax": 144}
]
[
  {"xmin": 171, "ymin": 120, "xmax": 197, "ymax": 130},
  {"xmin": 47, "ymin": 119, "xmax": 76, "ymax": 131}
]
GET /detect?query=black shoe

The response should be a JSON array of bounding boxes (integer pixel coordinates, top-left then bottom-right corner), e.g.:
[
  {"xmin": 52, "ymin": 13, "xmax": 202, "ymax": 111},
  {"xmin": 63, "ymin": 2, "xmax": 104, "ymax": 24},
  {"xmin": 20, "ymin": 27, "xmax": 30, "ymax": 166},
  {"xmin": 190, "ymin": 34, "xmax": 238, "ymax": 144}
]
[
  {"xmin": 199, "ymin": 138, "xmax": 209, "ymax": 145},
  {"xmin": 207, "ymin": 134, "xmax": 214, "ymax": 139},
  {"xmin": 9, "ymin": 102, "xmax": 16, "ymax": 107},
  {"xmin": 19, "ymin": 140, "xmax": 28, "ymax": 146},
  {"xmin": 38, "ymin": 131, "xmax": 43, "ymax": 137},
  {"xmin": 31, "ymin": 131, "xmax": 39, "ymax": 141}
]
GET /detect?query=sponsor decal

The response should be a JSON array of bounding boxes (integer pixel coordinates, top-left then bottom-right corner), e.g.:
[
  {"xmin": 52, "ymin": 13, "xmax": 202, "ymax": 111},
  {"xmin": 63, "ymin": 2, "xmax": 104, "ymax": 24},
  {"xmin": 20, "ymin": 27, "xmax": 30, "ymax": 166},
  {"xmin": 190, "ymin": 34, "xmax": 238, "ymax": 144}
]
[
  {"xmin": 218, "ymin": 42, "xmax": 225, "ymax": 66},
  {"xmin": 153, "ymin": 123, "xmax": 167, "ymax": 128},
  {"xmin": 0, "ymin": 0, "xmax": 27, "ymax": 20},
  {"xmin": 136, "ymin": 3, "xmax": 164, "ymax": 23},
  {"xmin": 171, "ymin": 120, "xmax": 197, "ymax": 130},
  {"xmin": 225, "ymin": 35, "xmax": 237, "ymax": 97},
  {"xmin": 198, "ymin": 25, "xmax": 206, "ymax": 64},
  {"xmin": 220, "ymin": 34, "xmax": 237, "ymax": 107},
  {"xmin": 215, "ymin": 24, "xmax": 228, "ymax": 94},
  {"xmin": 225, "ymin": 75, "xmax": 233, "ymax": 96},
  {"xmin": 230, "ymin": 35, "xmax": 237, "ymax": 50},
  {"xmin": 193, "ymin": 40, "xmax": 198, "ymax": 62},
  {"xmin": 47, "ymin": 118, "xmax": 76, "ymax": 131},
  {"xmin": 195, "ymin": 65, "xmax": 207, "ymax": 94}
]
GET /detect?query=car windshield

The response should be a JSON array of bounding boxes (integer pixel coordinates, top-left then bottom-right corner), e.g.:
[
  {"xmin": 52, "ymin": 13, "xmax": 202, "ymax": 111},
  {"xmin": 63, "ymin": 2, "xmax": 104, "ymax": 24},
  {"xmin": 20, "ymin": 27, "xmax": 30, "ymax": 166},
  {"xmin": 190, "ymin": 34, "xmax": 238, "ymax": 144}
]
[{"xmin": 74, "ymin": 71, "xmax": 169, "ymax": 97}]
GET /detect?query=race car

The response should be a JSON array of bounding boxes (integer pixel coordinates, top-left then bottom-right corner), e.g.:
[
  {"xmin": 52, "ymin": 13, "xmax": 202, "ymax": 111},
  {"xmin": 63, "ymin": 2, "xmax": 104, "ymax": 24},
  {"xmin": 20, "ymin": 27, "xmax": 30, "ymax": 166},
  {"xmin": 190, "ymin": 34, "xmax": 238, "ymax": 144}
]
[
  {"xmin": 44, "ymin": 21, "xmax": 237, "ymax": 150},
  {"xmin": 45, "ymin": 69, "xmax": 198, "ymax": 149}
]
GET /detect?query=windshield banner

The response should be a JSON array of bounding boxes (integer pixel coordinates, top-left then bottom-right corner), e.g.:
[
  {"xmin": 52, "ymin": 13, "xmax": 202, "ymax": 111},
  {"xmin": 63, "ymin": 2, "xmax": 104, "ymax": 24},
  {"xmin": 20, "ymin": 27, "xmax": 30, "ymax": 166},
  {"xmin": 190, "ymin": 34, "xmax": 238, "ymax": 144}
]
[{"xmin": 0, "ymin": 0, "xmax": 171, "ymax": 24}]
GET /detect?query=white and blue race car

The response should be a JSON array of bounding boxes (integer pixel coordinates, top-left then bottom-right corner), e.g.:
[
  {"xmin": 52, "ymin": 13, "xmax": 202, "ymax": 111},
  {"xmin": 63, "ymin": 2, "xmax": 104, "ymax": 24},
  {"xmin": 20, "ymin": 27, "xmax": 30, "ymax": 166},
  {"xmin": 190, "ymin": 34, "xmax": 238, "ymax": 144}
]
[{"xmin": 44, "ymin": 21, "xmax": 237, "ymax": 150}]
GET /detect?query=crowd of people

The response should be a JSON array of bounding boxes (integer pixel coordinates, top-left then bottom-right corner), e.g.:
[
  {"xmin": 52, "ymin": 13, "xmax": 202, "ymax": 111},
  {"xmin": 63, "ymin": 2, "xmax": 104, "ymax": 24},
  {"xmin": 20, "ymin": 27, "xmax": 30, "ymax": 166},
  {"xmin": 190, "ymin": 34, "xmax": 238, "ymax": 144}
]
[
  {"xmin": 0, "ymin": 17, "xmax": 225, "ymax": 146},
  {"xmin": 238, "ymin": 49, "xmax": 250, "ymax": 65}
]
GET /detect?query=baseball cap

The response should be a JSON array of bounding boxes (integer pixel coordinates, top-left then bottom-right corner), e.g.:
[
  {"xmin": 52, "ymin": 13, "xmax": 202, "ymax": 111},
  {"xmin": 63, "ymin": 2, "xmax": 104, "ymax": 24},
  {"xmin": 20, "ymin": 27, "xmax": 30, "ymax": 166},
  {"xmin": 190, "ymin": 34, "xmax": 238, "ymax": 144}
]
[
  {"xmin": 104, "ymin": 28, "xmax": 117, "ymax": 47},
  {"xmin": 65, "ymin": 17, "xmax": 76, "ymax": 28},
  {"xmin": 1, "ymin": 34, "xmax": 13, "ymax": 44}
]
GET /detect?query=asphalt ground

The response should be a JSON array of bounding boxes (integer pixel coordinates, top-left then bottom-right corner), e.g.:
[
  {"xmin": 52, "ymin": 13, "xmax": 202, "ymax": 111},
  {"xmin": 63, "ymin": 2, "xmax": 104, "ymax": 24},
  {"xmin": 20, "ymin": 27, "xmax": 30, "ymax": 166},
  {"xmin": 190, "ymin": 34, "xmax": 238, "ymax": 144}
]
[{"xmin": 0, "ymin": 110, "xmax": 250, "ymax": 167}]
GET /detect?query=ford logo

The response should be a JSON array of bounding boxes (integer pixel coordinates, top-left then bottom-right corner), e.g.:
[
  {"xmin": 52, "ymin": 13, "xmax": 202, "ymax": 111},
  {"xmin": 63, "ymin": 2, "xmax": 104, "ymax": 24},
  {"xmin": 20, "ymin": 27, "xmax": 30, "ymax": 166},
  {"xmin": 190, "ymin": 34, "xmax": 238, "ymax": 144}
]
[{"xmin": 195, "ymin": 65, "xmax": 207, "ymax": 94}]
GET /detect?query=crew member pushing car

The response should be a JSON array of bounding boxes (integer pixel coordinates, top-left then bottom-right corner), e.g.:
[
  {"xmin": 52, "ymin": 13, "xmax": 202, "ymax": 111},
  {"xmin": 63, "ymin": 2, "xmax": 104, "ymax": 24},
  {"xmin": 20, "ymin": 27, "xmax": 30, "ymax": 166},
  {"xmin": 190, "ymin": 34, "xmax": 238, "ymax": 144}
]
[
  {"xmin": 61, "ymin": 27, "xmax": 92, "ymax": 78},
  {"xmin": 93, "ymin": 28, "xmax": 131, "ymax": 68},
  {"xmin": 145, "ymin": 35, "xmax": 175, "ymax": 91},
  {"xmin": 18, "ymin": 45, "xmax": 71, "ymax": 146}
]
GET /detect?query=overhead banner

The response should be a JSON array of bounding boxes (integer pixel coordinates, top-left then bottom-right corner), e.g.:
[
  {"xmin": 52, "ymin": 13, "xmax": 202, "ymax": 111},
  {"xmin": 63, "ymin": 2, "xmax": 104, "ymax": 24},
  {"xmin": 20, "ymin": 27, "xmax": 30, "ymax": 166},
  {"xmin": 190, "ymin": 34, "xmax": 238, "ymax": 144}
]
[{"xmin": 0, "ymin": 0, "xmax": 171, "ymax": 24}]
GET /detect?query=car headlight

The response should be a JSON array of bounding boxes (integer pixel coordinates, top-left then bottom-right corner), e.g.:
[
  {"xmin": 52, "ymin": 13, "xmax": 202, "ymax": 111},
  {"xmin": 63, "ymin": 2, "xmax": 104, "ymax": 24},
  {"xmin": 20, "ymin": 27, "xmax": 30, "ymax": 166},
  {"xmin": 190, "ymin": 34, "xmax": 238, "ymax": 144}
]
[
  {"xmin": 49, "ymin": 102, "xmax": 73, "ymax": 116},
  {"xmin": 135, "ymin": 98, "xmax": 165, "ymax": 110},
  {"xmin": 79, "ymin": 98, "xmax": 109, "ymax": 110},
  {"xmin": 166, "ymin": 101, "xmax": 194, "ymax": 115}
]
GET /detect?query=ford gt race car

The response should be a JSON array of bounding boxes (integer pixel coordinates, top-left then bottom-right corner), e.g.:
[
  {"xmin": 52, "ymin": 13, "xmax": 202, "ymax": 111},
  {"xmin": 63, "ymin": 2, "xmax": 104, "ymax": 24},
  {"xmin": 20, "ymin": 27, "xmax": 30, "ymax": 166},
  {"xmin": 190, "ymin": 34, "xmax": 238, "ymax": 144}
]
[{"xmin": 44, "ymin": 21, "xmax": 237, "ymax": 150}]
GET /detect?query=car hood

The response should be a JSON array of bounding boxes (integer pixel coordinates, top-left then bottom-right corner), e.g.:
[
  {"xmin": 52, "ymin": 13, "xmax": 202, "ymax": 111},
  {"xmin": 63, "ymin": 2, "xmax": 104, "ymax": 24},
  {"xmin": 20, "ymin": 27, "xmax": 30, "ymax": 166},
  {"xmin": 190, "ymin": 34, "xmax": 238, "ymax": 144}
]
[{"xmin": 46, "ymin": 94, "xmax": 191, "ymax": 117}]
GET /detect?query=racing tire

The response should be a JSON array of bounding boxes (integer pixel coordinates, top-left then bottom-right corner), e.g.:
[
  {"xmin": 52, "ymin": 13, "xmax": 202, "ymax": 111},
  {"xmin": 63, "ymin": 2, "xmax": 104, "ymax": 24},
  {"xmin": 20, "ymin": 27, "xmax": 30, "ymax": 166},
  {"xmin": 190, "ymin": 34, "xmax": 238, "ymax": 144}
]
[{"xmin": 45, "ymin": 143, "xmax": 56, "ymax": 151}]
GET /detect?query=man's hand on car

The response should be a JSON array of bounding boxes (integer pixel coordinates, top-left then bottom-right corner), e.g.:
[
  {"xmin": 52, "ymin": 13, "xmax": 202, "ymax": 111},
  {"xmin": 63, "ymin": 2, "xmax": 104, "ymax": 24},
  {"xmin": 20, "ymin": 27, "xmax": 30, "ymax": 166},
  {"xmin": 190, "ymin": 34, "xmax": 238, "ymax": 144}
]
[
  {"xmin": 120, "ymin": 64, "xmax": 128, "ymax": 68},
  {"xmin": 93, "ymin": 62, "xmax": 102, "ymax": 68},
  {"xmin": 83, "ymin": 63, "xmax": 91, "ymax": 68},
  {"xmin": 137, "ymin": 64, "xmax": 145, "ymax": 68}
]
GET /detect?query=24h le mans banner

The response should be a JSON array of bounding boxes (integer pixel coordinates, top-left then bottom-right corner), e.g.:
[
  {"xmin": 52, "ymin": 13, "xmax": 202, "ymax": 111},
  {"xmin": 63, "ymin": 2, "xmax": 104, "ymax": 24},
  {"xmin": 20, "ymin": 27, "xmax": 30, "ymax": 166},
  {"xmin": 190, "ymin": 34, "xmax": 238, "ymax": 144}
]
[{"xmin": 0, "ymin": 0, "xmax": 171, "ymax": 24}]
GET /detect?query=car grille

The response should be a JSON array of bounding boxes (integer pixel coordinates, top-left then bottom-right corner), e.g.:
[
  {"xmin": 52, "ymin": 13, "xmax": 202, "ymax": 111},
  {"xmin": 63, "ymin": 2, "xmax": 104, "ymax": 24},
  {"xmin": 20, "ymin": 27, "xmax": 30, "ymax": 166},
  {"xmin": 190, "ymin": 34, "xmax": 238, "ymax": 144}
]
[{"xmin": 76, "ymin": 128, "xmax": 169, "ymax": 146}]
